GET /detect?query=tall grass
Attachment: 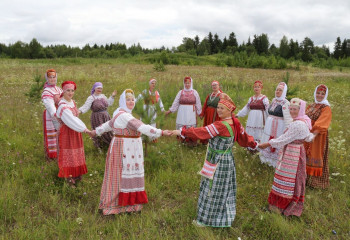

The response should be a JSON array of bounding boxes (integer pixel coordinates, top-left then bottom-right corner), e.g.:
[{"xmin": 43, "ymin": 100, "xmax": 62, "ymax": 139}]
[{"xmin": 0, "ymin": 59, "xmax": 349, "ymax": 239}]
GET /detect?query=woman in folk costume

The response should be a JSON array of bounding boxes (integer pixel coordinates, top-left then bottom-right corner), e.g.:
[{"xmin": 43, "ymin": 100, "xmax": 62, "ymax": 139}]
[
  {"xmin": 259, "ymin": 98, "xmax": 314, "ymax": 216},
  {"xmin": 165, "ymin": 76, "xmax": 202, "ymax": 145},
  {"xmin": 56, "ymin": 81, "xmax": 91, "ymax": 187},
  {"xmin": 91, "ymin": 89, "xmax": 171, "ymax": 215},
  {"xmin": 236, "ymin": 80, "xmax": 269, "ymax": 142},
  {"xmin": 173, "ymin": 94, "xmax": 258, "ymax": 227},
  {"xmin": 41, "ymin": 69, "xmax": 63, "ymax": 160},
  {"xmin": 79, "ymin": 82, "xmax": 116, "ymax": 150},
  {"xmin": 199, "ymin": 80, "xmax": 224, "ymax": 144},
  {"xmin": 305, "ymin": 85, "xmax": 332, "ymax": 189},
  {"xmin": 134, "ymin": 78, "xmax": 165, "ymax": 128},
  {"xmin": 259, "ymin": 82, "xmax": 293, "ymax": 167}
]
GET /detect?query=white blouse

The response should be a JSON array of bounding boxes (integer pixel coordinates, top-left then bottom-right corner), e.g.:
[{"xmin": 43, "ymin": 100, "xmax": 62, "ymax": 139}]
[
  {"xmin": 56, "ymin": 99, "xmax": 87, "ymax": 133},
  {"xmin": 169, "ymin": 90, "xmax": 202, "ymax": 115},
  {"xmin": 79, "ymin": 94, "xmax": 114, "ymax": 114},
  {"xmin": 41, "ymin": 86, "xmax": 63, "ymax": 117},
  {"xmin": 96, "ymin": 111, "xmax": 162, "ymax": 138},
  {"xmin": 269, "ymin": 120, "xmax": 312, "ymax": 149},
  {"xmin": 236, "ymin": 95, "xmax": 269, "ymax": 117}
]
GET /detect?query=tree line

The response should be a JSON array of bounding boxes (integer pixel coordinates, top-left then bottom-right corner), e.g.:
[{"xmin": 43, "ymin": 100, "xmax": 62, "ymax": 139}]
[{"xmin": 0, "ymin": 33, "xmax": 349, "ymax": 63}]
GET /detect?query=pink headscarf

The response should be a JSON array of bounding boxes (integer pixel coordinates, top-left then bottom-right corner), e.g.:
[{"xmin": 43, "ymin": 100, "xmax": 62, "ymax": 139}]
[{"xmin": 290, "ymin": 98, "xmax": 312, "ymax": 130}]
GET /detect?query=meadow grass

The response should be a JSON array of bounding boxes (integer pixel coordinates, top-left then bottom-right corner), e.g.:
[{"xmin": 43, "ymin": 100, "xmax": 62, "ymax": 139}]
[{"xmin": 0, "ymin": 59, "xmax": 349, "ymax": 239}]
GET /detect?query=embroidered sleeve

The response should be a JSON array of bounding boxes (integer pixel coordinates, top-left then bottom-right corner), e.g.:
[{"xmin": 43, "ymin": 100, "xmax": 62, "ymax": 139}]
[
  {"xmin": 263, "ymin": 96, "xmax": 269, "ymax": 115},
  {"xmin": 282, "ymin": 101, "xmax": 293, "ymax": 129},
  {"xmin": 194, "ymin": 90, "xmax": 202, "ymax": 115},
  {"xmin": 233, "ymin": 118, "xmax": 257, "ymax": 148},
  {"xmin": 42, "ymin": 97, "xmax": 56, "ymax": 117},
  {"xmin": 169, "ymin": 91, "xmax": 181, "ymax": 112},
  {"xmin": 79, "ymin": 95, "xmax": 94, "ymax": 114},
  {"xmin": 236, "ymin": 98, "xmax": 251, "ymax": 118},
  {"xmin": 269, "ymin": 121, "xmax": 309, "ymax": 149},
  {"xmin": 181, "ymin": 122, "xmax": 223, "ymax": 140},
  {"xmin": 96, "ymin": 121, "xmax": 113, "ymax": 136},
  {"xmin": 60, "ymin": 107, "xmax": 87, "ymax": 132},
  {"xmin": 312, "ymin": 106, "xmax": 332, "ymax": 134}
]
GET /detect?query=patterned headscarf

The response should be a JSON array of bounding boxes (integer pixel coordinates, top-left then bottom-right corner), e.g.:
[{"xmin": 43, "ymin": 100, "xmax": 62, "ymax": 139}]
[
  {"xmin": 290, "ymin": 98, "xmax": 312, "ymax": 130},
  {"xmin": 211, "ymin": 81, "xmax": 223, "ymax": 93},
  {"xmin": 113, "ymin": 89, "xmax": 135, "ymax": 117},
  {"xmin": 91, "ymin": 82, "xmax": 103, "ymax": 95},
  {"xmin": 254, "ymin": 80, "xmax": 263, "ymax": 88},
  {"xmin": 218, "ymin": 93, "xmax": 236, "ymax": 112},
  {"xmin": 44, "ymin": 69, "xmax": 57, "ymax": 88},
  {"xmin": 314, "ymin": 84, "xmax": 330, "ymax": 106},
  {"xmin": 275, "ymin": 82, "xmax": 288, "ymax": 101}
]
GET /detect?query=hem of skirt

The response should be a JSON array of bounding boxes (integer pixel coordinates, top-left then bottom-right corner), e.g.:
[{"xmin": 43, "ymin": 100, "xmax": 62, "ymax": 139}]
[
  {"xmin": 306, "ymin": 166, "xmax": 323, "ymax": 177},
  {"xmin": 58, "ymin": 165, "xmax": 88, "ymax": 178},
  {"xmin": 197, "ymin": 220, "xmax": 231, "ymax": 228},
  {"xmin": 268, "ymin": 192, "xmax": 292, "ymax": 210},
  {"xmin": 100, "ymin": 205, "xmax": 143, "ymax": 215}
]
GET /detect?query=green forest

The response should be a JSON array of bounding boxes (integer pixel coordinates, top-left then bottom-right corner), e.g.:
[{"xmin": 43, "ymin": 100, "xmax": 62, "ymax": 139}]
[{"xmin": 1, "ymin": 33, "xmax": 350, "ymax": 70}]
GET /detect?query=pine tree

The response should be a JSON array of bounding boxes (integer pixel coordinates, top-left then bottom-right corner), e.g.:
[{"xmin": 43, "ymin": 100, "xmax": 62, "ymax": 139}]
[
  {"xmin": 279, "ymin": 36, "xmax": 290, "ymax": 59},
  {"xmin": 333, "ymin": 37, "xmax": 342, "ymax": 59}
]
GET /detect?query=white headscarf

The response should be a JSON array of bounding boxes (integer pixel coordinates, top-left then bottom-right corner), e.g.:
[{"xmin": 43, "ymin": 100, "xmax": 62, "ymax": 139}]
[
  {"xmin": 183, "ymin": 76, "xmax": 193, "ymax": 92},
  {"xmin": 113, "ymin": 90, "xmax": 135, "ymax": 117},
  {"xmin": 275, "ymin": 82, "xmax": 288, "ymax": 101},
  {"xmin": 314, "ymin": 84, "xmax": 330, "ymax": 106}
]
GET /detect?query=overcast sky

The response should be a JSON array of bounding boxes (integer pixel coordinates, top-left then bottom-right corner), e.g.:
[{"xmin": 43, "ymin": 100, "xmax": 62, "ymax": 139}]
[{"xmin": 1, "ymin": 0, "xmax": 349, "ymax": 50}]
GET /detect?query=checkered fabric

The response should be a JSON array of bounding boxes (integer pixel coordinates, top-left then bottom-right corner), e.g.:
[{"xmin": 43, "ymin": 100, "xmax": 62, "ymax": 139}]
[{"xmin": 197, "ymin": 135, "xmax": 236, "ymax": 227}]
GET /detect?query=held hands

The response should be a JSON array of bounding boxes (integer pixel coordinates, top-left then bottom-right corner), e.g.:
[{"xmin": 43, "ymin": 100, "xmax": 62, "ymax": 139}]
[
  {"xmin": 165, "ymin": 110, "xmax": 171, "ymax": 116},
  {"xmin": 162, "ymin": 130, "xmax": 173, "ymax": 136},
  {"xmin": 86, "ymin": 130, "xmax": 97, "ymax": 138},
  {"xmin": 172, "ymin": 130, "xmax": 181, "ymax": 136},
  {"xmin": 258, "ymin": 142, "xmax": 270, "ymax": 149}
]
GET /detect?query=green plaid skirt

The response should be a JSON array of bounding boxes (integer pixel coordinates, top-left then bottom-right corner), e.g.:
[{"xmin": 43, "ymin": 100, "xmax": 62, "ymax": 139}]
[{"xmin": 197, "ymin": 135, "xmax": 236, "ymax": 227}]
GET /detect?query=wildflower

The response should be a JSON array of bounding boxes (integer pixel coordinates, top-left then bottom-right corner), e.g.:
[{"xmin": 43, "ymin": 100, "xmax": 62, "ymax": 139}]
[
  {"xmin": 340, "ymin": 181, "xmax": 345, "ymax": 184},
  {"xmin": 89, "ymin": 174, "xmax": 93, "ymax": 176},
  {"xmin": 76, "ymin": 217, "xmax": 83, "ymax": 225},
  {"xmin": 331, "ymin": 173, "xmax": 340, "ymax": 176}
]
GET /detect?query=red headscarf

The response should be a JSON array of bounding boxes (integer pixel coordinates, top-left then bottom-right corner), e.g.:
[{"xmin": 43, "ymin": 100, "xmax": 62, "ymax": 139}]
[
  {"xmin": 211, "ymin": 80, "xmax": 223, "ymax": 93},
  {"xmin": 62, "ymin": 81, "xmax": 77, "ymax": 91},
  {"xmin": 254, "ymin": 80, "xmax": 263, "ymax": 88}
]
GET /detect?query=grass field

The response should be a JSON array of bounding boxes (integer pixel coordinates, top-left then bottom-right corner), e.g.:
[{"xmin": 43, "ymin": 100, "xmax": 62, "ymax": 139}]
[{"xmin": 0, "ymin": 58, "xmax": 349, "ymax": 239}]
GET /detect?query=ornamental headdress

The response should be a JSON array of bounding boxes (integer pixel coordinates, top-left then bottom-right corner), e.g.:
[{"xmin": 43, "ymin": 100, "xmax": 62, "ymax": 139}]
[
  {"xmin": 314, "ymin": 84, "xmax": 330, "ymax": 106},
  {"xmin": 44, "ymin": 69, "xmax": 57, "ymax": 88}
]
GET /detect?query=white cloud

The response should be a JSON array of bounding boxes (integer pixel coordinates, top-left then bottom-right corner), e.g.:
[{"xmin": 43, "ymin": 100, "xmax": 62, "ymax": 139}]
[{"xmin": 0, "ymin": 0, "xmax": 349, "ymax": 49}]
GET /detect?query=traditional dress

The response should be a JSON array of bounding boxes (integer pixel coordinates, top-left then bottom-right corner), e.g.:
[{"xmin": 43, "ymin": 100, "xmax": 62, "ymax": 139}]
[
  {"xmin": 259, "ymin": 82, "xmax": 292, "ymax": 167},
  {"xmin": 168, "ymin": 77, "xmax": 202, "ymax": 130},
  {"xmin": 56, "ymin": 82, "xmax": 88, "ymax": 179},
  {"xmin": 181, "ymin": 97, "xmax": 257, "ymax": 227},
  {"xmin": 181, "ymin": 119, "xmax": 257, "ymax": 227},
  {"xmin": 199, "ymin": 81, "xmax": 223, "ymax": 144},
  {"xmin": 41, "ymin": 69, "xmax": 63, "ymax": 160},
  {"xmin": 134, "ymin": 78, "xmax": 165, "ymax": 128},
  {"xmin": 305, "ymin": 85, "xmax": 332, "ymax": 188},
  {"xmin": 267, "ymin": 98, "xmax": 313, "ymax": 217},
  {"xmin": 96, "ymin": 90, "xmax": 163, "ymax": 215},
  {"xmin": 237, "ymin": 95, "xmax": 269, "ymax": 142},
  {"xmin": 79, "ymin": 82, "xmax": 115, "ymax": 148}
]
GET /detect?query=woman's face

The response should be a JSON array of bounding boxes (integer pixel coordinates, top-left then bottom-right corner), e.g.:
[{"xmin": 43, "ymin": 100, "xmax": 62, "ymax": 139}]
[
  {"xmin": 95, "ymin": 87, "xmax": 103, "ymax": 95},
  {"xmin": 47, "ymin": 73, "xmax": 57, "ymax": 85},
  {"xmin": 316, "ymin": 91, "xmax": 326, "ymax": 102},
  {"xmin": 184, "ymin": 80, "xmax": 191, "ymax": 90},
  {"xmin": 126, "ymin": 96, "xmax": 135, "ymax": 110},
  {"xmin": 212, "ymin": 83, "xmax": 219, "ymax": 92},
  {"xmin": 275, "ymin": 88, "xmax": 283, "ymax": 97},
  {"xmin": 149, "ymin": 81, "xmax": 156, "ymax": 91},
  {"xmin": 254, "ymin": 85, "xmax": 262, "ymax": 95},
  {"xmin": 64, "ymin": 88, "xmax": 75, "ymax": 101},
  {"xmin": 289, "ymin": 105, "xmax": 300, "ymax": 119},
  {"xmin": 217, "ymin": 103, "xmax": 231, "ymax": 119}
]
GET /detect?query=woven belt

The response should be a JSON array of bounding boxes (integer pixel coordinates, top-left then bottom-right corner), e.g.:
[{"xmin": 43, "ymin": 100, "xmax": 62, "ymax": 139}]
[{"xmin": 114, "ymin": 135, "xmax": 140, "ymax": 138}]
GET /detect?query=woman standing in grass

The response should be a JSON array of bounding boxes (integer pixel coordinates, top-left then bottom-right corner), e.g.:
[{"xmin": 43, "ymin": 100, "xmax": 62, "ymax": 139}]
[
  {"xmin": 199, "ymin": 81, "xmax": 224, "ymax": 144},
  {"xmin": 259, "ymin": 82, "xmax": 292, "ymax": 167},
  {"xmin": 91, "ymin": 89, "xmax": 171, "ymax": 215},
  {"xmin": 173, "ymin": 95, "xmax": 257, "ymax": 227},
  {"xmin": 135, "ymin": 78, "xmax": 165, "ymax": 128},
  {"xmin": 259, "ymin": 98, "xmax": 313, "ymax": 216},
  {"xmin": 236, "ymin": 80, "xmax": 269, "ymax": 142},
  {"xmin": 305, "ymin": 85, "xmax": 332, "ymax": 189},
  {"xmin": 165, "ymin": 76, "xmax": 202, "ymax": 146},
  {"xmin": 79, "ymin": 82, "xmax": 116, "ymax": 150},
  {"xmin": 56, "ymin": 81, "xmax": 91, "ymax": 187},
  {"xmin": 41, "ymin": 69, "xmax": 63, "ymax": 160}
]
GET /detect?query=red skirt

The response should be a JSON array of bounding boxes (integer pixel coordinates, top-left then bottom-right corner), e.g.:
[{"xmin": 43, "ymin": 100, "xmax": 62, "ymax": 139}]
[{"xmin": 58, "ymin": 125, "xmax": 87, "ymax": 178}]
